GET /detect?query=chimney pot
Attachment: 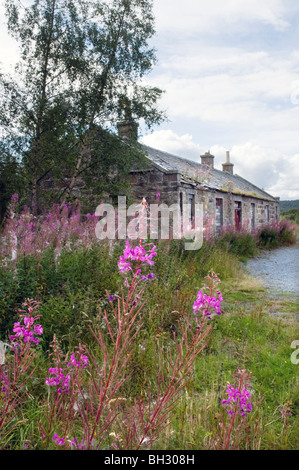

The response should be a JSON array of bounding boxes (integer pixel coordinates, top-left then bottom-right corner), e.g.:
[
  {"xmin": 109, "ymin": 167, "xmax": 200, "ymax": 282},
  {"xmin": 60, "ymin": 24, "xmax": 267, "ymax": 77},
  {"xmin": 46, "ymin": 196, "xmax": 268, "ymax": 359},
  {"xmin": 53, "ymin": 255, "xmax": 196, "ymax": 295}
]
[
  {"xmin": 222, "ymin": 151, "xmax": 234, "ymax": 175},
  {"xmin": 200, "ymin": 151, "xmax": 214, "ymax": 168}
]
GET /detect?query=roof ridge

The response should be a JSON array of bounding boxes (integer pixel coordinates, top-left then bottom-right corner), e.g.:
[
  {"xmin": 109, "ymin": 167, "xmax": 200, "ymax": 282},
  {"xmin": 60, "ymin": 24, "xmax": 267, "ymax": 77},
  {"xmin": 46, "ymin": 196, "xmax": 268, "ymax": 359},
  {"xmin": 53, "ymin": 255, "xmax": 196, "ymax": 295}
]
[{"xmin": 140, "ymin": 143, "xmax": 277, "ymax": 201}]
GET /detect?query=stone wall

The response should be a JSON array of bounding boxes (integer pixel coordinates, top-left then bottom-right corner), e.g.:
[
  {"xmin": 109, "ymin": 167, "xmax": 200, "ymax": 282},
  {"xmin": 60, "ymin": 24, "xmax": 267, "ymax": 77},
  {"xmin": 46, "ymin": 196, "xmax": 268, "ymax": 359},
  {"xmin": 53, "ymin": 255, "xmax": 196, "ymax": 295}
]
[
  {"xmin": 129, "ymin": 167, "xmax": 280, "ymax": 236},
  {"xmin": 200, "ymin": 190, "xmax": 280, "ymax": 232},
  {"xmin": 129, "ymin": 168, "xmax": 180, "ymax": 205}
]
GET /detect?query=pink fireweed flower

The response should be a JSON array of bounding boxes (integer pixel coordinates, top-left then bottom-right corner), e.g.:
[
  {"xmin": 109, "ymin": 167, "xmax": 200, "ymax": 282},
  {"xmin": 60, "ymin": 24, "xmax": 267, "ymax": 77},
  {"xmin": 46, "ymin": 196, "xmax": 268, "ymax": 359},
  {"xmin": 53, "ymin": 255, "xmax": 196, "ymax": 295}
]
[
  {"xmin": 222, "ymin": 384, "xmax": 252, "ymax": 418},
  {"xmin": 9, "ymin": 300, "xmax": 43, "ymax": 346},
  {"xmin": 118, "ymin": 257, "xmax": 132, "ymax": 273},
  {"xmin": 67, "ymin": 352, "xmax": 88, "ymax": 370},
  {"xmin": 34, "ymin": 324, "xmax": 43, "ymax": 335},
  {"xmin": 71, "ymin": 437, "xmax": 87, "ymax": 450},
  {"xmin": 122, "ymin": 241, "xmax": 157, "ymax": 265},
  {"xmin": 45, "ymin": 367, "xmax": 70, "ymax": 394},
  {"xmin": 53, "ymin": 433, "xmax": 65, "ymax": 446},
  {"xmin": 193, "ymin": 290, "xmax": 223, "ymax": 318},
  {"xmin": 10, "ymin": 321, "xmax": 43, "ymax": 345},
  {"xmin": 141, "ymin": 273, "xmax": 154, "ymax": 281},
  {"xmin": 118, "ymin": 241, "xmax": 157, "ymax": 282},
  {"xmin": 23, "ymin": 316, "xmax": 34, "ymax": 327}
]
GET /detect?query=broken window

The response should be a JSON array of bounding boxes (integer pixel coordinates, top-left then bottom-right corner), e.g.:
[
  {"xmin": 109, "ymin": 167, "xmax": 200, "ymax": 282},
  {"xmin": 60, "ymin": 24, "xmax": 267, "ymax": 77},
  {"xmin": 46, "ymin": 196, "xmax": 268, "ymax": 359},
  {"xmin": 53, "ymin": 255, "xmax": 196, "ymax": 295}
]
[
  {"xmin": 234, "ymin": 201, "xmax": 242, "ymax": 230},
  {"xmin": 250, "ymin": 203, "xmax": 255, "ymax": 230},
  {"xmin": 188, "ymin": 194, "xmax": 195, "ymax": 227},
  {"xmin": 216, "ymin": 198, "xmax": 223, "ymax": 233},
  {"xmin": 265, "ymin": 205, "xmax": 269, "ymax": 223}
]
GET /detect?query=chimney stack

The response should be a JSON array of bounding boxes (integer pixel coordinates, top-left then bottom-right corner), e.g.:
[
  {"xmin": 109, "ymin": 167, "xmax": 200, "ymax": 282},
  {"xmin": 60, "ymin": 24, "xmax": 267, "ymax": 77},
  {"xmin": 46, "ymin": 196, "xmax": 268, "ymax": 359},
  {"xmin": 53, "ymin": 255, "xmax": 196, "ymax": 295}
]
[
  {"xmin": 117, "ymin": 120, "xmax": 138, "ymax": 141},
  {"xmin": 222, "ymin": 150, "xmax": 234, "ymax": 175},
  {"xmin": 200, "ymin": 150, "xmax": 214, "ymax": 168}
]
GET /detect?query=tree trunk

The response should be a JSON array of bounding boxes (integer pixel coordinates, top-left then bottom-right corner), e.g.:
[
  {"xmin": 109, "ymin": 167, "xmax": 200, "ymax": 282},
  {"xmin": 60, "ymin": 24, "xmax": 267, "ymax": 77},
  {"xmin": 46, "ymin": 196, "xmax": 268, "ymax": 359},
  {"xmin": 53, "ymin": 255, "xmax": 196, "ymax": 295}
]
[{"xmin": 30, "ymin": 0, "xmax": 57, "ymax": 214}]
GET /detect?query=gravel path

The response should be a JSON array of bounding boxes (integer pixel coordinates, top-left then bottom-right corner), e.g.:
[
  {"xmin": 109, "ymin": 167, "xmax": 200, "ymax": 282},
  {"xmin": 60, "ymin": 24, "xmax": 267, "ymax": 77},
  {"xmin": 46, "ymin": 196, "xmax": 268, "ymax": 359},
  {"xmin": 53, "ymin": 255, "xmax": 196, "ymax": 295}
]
[{"xmin": 245, "ymin": 241, "xmax": 299, "ymax": 299}]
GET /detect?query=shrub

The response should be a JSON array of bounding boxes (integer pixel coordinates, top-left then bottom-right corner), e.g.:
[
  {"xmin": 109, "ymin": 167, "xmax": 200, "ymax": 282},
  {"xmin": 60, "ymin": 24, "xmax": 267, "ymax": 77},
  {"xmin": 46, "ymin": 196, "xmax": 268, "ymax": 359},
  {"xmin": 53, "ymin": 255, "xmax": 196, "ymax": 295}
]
[
  {"xmin": 278, "ymin": 219, "xmax": 296, "ymax": 246},
  {"xmin": 215, "ymin": 229, "xmax": 258, "ymax": 260},
  {"xmin": 257, "ymin": 225, "xmax": 280, "ymax": 249},
  {"xmin": 257, "ymin": 220, "xmax": 296, "ymax": 249}
]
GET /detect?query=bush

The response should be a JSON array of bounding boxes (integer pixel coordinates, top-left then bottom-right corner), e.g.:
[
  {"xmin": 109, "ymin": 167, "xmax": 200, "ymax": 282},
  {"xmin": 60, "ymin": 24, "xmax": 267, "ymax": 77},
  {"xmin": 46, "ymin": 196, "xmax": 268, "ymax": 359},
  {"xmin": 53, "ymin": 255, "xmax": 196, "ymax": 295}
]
[
  {"xmin": 279, "ymin": 219, "xmax": 296, "ymax": 245},
  {"xmin": 215, "ymin": 229, "xmax": 258, "ymax": 260},
  {"xmin": 257, "ymin": 225, "xmax": 280, "ymax": 249},
  {"xmin": 257, "ymin": 220, "xmax": 296, "ymax": 249}
]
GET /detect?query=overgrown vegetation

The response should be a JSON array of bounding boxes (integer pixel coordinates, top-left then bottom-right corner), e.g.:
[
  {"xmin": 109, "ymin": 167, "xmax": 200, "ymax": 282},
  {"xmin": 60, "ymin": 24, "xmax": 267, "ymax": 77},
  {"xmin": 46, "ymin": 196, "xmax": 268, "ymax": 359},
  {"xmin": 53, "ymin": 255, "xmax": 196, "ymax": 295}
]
[
  {"xmin": 0, "ymin": 202, "xmax": 298, "ymax": 450},
  {"xmin": 281, "ymin": 208, "xmax": 299, "ymax": 225},
  {"xmin": 214, "ymin": 218, "xmax": 296, "ymax": 258}
]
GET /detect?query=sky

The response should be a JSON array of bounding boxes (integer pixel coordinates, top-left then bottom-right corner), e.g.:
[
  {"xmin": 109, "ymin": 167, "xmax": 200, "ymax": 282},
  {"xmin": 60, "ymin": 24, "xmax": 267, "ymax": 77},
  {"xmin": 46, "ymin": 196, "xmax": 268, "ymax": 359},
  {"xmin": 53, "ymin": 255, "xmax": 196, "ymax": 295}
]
[
  {"xmin": 140, "ymin": 0, "xmax": 299, "ymax": 200},
  {"xmin": 0, "ymin": 0, "xmax": 298, "ymax": 200}
]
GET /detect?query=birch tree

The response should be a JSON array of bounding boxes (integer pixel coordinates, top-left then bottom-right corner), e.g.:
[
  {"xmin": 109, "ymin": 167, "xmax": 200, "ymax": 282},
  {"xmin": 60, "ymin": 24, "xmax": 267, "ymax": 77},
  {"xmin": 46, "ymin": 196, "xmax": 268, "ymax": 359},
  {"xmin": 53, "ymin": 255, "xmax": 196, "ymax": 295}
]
[{"xmin": 0, "ymin": 0, "xmax": 164, "ymax": 213}]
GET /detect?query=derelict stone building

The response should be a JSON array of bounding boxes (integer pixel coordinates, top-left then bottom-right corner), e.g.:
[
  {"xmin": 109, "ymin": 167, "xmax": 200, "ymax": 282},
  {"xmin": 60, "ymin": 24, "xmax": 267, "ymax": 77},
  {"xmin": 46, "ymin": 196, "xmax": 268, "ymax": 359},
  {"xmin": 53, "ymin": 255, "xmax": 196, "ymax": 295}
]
[{"xmin": 118, "ymin": 122, "xmax": 280, "ymax": 236}]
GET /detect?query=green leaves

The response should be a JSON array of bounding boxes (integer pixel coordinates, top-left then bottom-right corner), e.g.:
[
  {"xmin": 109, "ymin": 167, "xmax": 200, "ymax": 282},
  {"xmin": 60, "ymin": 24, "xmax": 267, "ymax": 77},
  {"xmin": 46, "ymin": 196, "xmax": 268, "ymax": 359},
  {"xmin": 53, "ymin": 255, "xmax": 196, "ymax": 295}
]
[{"xmin": 0, "ymin": 0, "xmax": 165, "ymax": 212}]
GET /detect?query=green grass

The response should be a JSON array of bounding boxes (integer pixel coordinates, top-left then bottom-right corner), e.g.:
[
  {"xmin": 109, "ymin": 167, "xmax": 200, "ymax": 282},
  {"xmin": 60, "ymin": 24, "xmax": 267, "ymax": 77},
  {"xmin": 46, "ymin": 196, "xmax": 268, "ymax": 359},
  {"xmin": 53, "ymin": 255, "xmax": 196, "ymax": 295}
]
[{"xmin": 158, "ymin": 280, "xmax": 299, "ymax": 450}]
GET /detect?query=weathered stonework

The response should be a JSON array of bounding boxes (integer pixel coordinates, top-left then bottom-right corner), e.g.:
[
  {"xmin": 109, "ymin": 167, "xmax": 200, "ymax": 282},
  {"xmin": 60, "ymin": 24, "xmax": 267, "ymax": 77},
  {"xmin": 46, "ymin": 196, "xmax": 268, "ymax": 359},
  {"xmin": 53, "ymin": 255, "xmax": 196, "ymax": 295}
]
[{"xmin": 127, "ymin": 142, "xmax": 280, "ymax": 236}]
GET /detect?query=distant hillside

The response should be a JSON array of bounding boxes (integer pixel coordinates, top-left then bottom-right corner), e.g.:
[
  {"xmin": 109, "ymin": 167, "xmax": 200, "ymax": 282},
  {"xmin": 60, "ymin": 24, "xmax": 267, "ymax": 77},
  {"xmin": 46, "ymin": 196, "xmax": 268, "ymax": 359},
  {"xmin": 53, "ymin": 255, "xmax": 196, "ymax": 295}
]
[{"xmin": 280, "ymin": 200, "xmax": 299, "ymax": 212}]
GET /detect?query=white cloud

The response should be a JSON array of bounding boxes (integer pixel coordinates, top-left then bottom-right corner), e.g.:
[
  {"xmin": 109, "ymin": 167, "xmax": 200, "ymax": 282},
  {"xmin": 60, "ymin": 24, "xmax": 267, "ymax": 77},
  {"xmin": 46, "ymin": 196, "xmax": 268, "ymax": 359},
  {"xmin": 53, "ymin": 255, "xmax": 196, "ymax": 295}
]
[
  {"xmin": 144, "ymin": 42, "xmax": 299, "ymax": 161},
  {"xmin": 141, "ymin": 130, "xmax": 202, "ymax": 160},
  {"xmin": 153, "ymin": 0, "xmax": 291, "ymax": 33},
  {"xmin": 228, "ymin": 143, "xmax": 283, "ymax": 188},
  {"xmin": 266, "ymin": 153, "xmax": 299, "ymax": 199},
  {"xmin": 141, "ymin": 130, "xmax": 299, "ymax": 200},
  {"xmin": 150, "ymin": 48, "xmax": 299, "ymax": 119}
]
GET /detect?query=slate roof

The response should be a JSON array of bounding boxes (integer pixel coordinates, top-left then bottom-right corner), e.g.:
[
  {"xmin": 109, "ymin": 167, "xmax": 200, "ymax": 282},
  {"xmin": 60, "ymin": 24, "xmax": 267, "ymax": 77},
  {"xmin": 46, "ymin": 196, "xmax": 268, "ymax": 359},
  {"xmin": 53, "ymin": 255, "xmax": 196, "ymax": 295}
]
[{"xmin": 140, "ymin": 144, "xmax": 278, "ymax": 202}]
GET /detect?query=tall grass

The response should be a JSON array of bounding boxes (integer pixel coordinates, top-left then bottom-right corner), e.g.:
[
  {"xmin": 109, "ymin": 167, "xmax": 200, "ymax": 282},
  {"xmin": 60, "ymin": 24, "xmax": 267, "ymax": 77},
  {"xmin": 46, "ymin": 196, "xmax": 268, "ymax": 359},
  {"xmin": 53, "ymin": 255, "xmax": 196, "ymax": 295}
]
[{"xmin": 0, "ymin": 199, "xmax": 298, "ymax": 450}]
